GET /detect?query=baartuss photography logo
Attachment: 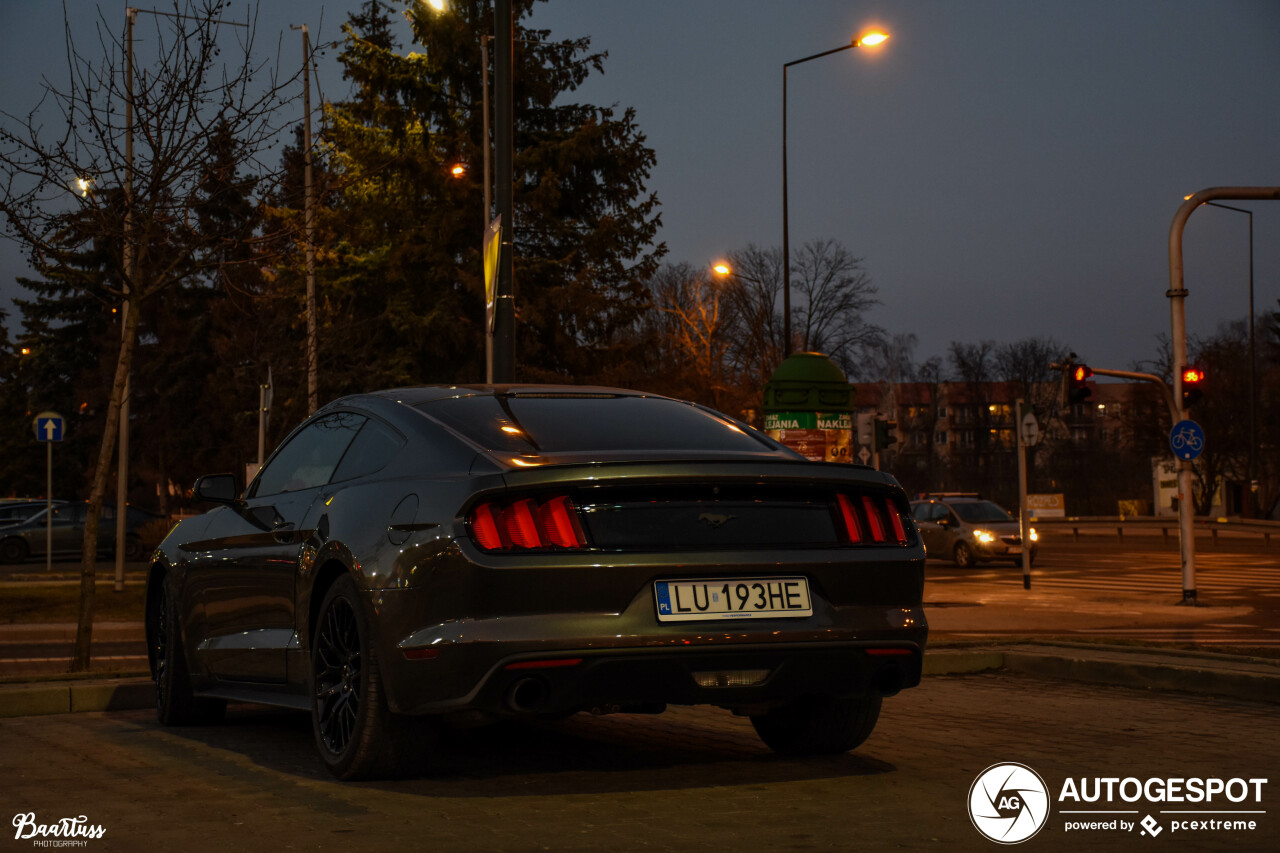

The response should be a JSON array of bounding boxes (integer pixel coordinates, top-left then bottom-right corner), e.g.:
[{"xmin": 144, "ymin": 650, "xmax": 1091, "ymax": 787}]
[{"xmin": 11, "ymin": 812, "xmax": 106, "ymax": 847}]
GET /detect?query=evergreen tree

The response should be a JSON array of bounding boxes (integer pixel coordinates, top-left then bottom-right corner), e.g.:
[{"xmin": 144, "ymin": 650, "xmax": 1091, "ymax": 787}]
[{"xmin": 310, "ymin": 0, "xmax": 664, "ymax": 390}]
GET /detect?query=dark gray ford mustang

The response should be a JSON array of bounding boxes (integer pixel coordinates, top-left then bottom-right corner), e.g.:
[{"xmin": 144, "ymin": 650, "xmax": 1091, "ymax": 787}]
[{"xmin": 146, "ymin": 385, "xmax": 927, "ymax": 779}]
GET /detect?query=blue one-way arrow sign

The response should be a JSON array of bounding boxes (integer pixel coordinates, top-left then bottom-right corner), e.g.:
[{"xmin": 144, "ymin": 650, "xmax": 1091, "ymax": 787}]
[{"xmin": 33, "ymin": 411, "xmax": 65, "ymax": 442}]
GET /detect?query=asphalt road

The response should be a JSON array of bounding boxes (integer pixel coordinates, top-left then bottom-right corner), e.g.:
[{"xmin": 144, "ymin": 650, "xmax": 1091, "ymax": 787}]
[
  {"xmin": 924, "ymin": 533, "xmax": 1280, "ymax": 650},
  {"xmin": 1, "ymin": 672, "xmax": 1274, "ymax": 852}
]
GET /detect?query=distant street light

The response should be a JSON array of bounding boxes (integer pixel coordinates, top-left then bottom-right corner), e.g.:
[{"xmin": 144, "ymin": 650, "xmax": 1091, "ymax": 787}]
[{"xmin": 782, "ymin": 30, "xmax": 888, "ymax": 357}]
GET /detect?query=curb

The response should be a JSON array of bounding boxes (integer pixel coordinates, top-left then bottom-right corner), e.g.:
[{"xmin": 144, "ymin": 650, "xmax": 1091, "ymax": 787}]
[
  {"xmin": 926, "ymin": 645, "xmax": 1280, "ymax": 705},
  {"xmin": 1, "ymin": 646, "xmax": 1276, "ymax": 719},
  {"xmin": 0, "ymin": 677, "xmax": 154, "ymax": 718}
]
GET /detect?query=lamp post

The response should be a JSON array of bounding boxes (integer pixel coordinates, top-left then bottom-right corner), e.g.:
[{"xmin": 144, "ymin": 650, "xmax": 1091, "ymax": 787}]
[
  {"xmin": 1202, "ymin": 200, "xmax": 1257, "ymax": 513},
  {"xmin": 782, "ymin": 30, "xmax": 887, "ymax": 358}
]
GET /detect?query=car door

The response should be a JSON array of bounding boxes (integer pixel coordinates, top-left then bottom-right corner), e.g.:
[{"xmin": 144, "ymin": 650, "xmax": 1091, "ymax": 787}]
[
  {"xmin": 183, "ymin": 411, "xmax": 367, "ymax": 684},
  {"xmin": 912, "ymin": 503, "xmax": 939, "ymax": 556}
]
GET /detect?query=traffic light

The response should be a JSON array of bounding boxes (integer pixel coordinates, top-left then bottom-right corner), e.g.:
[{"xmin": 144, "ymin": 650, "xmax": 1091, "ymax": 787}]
[
  {"xmin": 874, "ymin": 418, "xmax": 898, "ymax": 451},
  {"xmin": 1180, "ymin": 365, "xmax": 1205, "ymax": 410},
  {"xmin": 1065, "ymin": 363, "xmax": 1093, "ymax": 404}
]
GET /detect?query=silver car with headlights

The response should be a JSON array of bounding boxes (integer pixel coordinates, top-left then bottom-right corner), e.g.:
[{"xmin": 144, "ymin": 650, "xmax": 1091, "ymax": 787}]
[{"xmin": 909, "ymin": 495, "xmax": 1037, "ymax": 567}]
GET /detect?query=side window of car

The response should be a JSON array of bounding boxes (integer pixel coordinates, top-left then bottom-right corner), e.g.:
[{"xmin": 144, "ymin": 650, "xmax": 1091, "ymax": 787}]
[
  {"xmin": 931, "ymin": 504, "xmax": 949, "ymax": 523},
  {"xmin": 252, "ymin": 412, "xmax": 368, "ymax": 498},
  {"xmin": 912, "ymin": 504, "xmax": 931, "ymax": 522},
  {"xmin": 331, "ymin": 418, "xmax": 404, "ymax": 484}
]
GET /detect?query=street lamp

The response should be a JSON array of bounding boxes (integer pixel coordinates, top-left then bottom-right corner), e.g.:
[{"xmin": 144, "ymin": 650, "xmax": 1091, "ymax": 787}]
[{"xmin": 782, "ymin": 29, "xmax": 888, "ymax": 357}]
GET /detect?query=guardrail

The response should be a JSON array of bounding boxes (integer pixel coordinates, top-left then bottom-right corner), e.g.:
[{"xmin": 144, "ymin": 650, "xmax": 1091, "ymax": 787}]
[{"xmin": 1033, "ymin": 516, "xmax": 1280, "ymax": 546}]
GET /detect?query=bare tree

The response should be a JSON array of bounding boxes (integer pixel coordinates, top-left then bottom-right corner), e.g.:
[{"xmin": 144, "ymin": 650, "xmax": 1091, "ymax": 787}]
[
  {"xmin": 790, "ymin": 238, "xmax": 883, "ymax": 372},
  {"xmin": 0, "ymin": 1, "xmax": 297, "ymax": 670},
  {"xmin": 649, "ymin": 262, "xmax": 735, "ymax": 409}
]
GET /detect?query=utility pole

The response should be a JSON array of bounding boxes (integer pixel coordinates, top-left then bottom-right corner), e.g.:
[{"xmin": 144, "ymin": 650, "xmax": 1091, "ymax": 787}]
[
  {"xmin": 292, "ymin": 24, "xmax": 318, "ymax": 413},
  {"xmin": 492, "ymin": 0, "xmax": 515, "ymax": 382},
  {"xmin": 115, "ymin": 8, "xmax": 137, "ymax": 593}
]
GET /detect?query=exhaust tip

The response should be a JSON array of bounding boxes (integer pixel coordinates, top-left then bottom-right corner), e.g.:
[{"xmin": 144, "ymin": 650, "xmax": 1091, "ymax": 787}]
[{"xmin": 505, "ymin": 677, "xmax": 548, "ymax": 713}]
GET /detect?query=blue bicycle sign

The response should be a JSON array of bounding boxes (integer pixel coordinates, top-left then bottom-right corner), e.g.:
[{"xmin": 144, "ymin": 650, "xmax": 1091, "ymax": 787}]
[{"xmin": 1170, "ymin": 419, "xmax": 1205, "ymax": 461}]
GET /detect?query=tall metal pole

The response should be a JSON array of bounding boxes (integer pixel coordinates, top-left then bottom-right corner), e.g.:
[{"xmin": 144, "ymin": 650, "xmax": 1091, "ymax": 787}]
[
  {"xmin": 1168, "ymin": 187, "xmax": 1280, "ymax": 603},
  {"xmin": 482, "ymin": 35, "xmax": 494, "ymax": 383},
  {"xmin": 781, "ymin": 36, "xmax": 884, "ymax": 359},
  {"xmin": 115, "ymin": 8, "xmax": 137, "ymax": 592},
  {"xmin": 492, "ymin": 0, "xmax": 514, "ymax": 382},
  {"xmin": 1016, "ymin": 399, "xmax": 1031, "ymax": 590},
  {"xmin": 46, "ymin": 443, "xmax": 53, "ymax": 574},
  {"xmin": 296, "ymin": 24, "xmax": 318, "ymax": 413},
  {"xmin": 1204, "ymin": 201, "xmax": 1256, "ymax": 512},
  {"xmin": 781, "ymin": 63, "xmax": 792, "ymax": 357}
]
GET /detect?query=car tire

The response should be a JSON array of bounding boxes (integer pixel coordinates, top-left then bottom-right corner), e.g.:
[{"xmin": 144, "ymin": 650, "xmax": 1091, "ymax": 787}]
[
  {"xmin": 0, "ymin": 537, "xmax": 29, "ymax": 564},
  {"xmin": 311, "ymin": 574, "xmax": 437, "ymax": 780},
  {"xmin": 125, "ymin": 536, "xmax": 147, "ymax": 562},
  {"xmin": 0, "ymin": 538, "xmax": 28, "ymax": 564},
  {"xmin": 151, "ymin": 581, "xmax": 227, "ymax": 726},
  {"xmin": 953, "ymin": 541, "xmax": 976, "ymax": 568},
  {"xmin": 750, "ymin": 692, "xmax": 882, "ymax": 756}
]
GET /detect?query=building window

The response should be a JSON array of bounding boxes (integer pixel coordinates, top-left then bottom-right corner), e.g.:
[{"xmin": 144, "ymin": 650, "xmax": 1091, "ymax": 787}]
[{"xmin": 935, "ymin": 431, "xmax": 948, "ymax": 445}]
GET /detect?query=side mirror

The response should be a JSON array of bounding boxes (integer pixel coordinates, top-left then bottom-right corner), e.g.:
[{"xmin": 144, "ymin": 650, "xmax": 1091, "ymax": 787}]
[{"xmin": 193, "ymin": 474, "xmax": 239, "ymax": 505}]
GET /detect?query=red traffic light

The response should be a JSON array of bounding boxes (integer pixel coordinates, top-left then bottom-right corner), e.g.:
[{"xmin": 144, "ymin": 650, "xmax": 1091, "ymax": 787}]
[
  {"xmin": 1072, "ymin": 365, "xmax": 1093, "ymax": 382},
  {"xmin": 1181, "ymin": 366, "xmax": 1205, "ymax": 384}
]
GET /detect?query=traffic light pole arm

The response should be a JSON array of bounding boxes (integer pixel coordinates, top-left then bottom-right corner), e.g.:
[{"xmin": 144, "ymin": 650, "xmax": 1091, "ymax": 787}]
[{"xmin": 1050, "ymin": 362, "xmax": 1178, "ymax": 422}]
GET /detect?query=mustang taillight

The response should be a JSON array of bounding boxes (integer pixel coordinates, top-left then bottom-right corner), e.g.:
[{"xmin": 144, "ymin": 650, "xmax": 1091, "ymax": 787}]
[
  {"xmin": 469, "ymin": 495, "xmax": 588, "ymax": 551},
  {"xmin": 836, "ymin": 493, "xmax": 908, "ymax": 546}
]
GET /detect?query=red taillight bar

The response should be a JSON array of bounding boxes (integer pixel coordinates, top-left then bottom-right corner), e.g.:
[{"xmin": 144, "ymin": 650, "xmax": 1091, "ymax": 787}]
[
  {"xmin": 836, "ymin": 493, "xmax": 908, "ymax": 546},
  {"xmin": 836, "ymin": 494, "xmax": 863, "ymax": 543},
  {"xmin": 468, "ymin": 495, "xmax": 588, "ymax": 551}
]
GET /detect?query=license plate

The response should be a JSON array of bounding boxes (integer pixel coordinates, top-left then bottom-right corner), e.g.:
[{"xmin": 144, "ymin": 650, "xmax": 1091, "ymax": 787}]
[
  {"xmin": 654, "ymin": 577, "xmax": 812, "ymax": 622},
  {"xmin": 1008, "ymin": 546, "xmax": 1022, "ymax": 555}
]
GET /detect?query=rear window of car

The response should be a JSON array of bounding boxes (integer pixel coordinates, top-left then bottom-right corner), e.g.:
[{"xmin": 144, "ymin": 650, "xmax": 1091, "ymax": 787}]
[{"xmin": 417, "ymin": 394, "xmax": 772, "ymax": 454}]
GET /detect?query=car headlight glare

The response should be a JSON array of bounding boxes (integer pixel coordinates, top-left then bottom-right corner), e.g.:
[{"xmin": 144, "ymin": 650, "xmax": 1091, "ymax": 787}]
[
  {"xmin": 1029, "ymin": 527, "xmax": 1038, "ymax": 542},
  {"xmin": 973, "ymin": 529, "xmax": 995, "ymax": 543}
]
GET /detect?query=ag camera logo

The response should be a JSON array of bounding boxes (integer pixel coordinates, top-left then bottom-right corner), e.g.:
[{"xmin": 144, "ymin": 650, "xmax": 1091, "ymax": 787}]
[{"xmin": 969, "ymin": 763, "xmax": 1051, "ymax": 844}]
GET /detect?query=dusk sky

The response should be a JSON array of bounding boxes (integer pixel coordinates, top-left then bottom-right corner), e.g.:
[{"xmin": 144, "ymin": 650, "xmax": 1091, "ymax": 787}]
[{"xmin": 2, "ymin": 0, "xmax": 1277, "ymax": 376}]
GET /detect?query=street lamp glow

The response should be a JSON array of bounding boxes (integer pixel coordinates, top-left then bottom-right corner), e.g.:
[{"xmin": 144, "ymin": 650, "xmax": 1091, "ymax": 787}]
[
  {"xmin": 424, "ymin": 0, "xmax": 446, "ymax": 11},
  {"xmin": 450, "ymin": 163, "xmax": 467, "ymax": 178},
  {"xmin": 712, "ymin": 263, "xmax": 732, "ymax": 276},
  {"xmin": 856, "ymin": 31, "xmax": 889, "ymax": 47}
]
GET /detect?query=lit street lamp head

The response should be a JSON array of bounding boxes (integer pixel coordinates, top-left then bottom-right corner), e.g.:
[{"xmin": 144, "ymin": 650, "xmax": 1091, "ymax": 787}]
[{"xmin": 855, "ymin": 31, "xmax": 889, "ymax": 48}]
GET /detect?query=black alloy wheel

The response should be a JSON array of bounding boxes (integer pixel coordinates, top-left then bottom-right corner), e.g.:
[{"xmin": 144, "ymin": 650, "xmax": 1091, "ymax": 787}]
[
  {"xmin": 152, "ymin": 580, "xmax": 226, "ymax": 726},
  {"xmin": 311, "ymin": 574, "xmax": 437, "ymax": 780},
  {"xmin": 313, "ymin": 587, "xmax": 363, "ymax": 757},
  {"xmin": 0, "ymin": 537, "xmax": 28, "ymax": 564}
]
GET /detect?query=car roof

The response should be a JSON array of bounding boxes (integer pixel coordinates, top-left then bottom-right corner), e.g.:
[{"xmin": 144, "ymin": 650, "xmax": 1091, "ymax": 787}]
[{"xmin": 359, "ymin": 384, "xmax": 656, "ymax": 407}]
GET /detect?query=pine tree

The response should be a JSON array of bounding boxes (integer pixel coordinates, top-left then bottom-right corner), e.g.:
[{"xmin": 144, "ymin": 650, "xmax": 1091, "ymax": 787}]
[{"xmin": 310, "ymin": 0, "xmax": 664, "ymax": 389}]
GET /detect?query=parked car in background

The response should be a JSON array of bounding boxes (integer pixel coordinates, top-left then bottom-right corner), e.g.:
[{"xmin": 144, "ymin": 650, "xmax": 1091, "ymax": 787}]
[
  {"xmin": 147, "ymin": 385, "xmax": 928, "ymax": 780},
  {"xmin": 0, "ymin": 500, "xmax": 61, "ymax": 527},
  {"xmin": 0, "ymin": 502, "xmax": 162, "ymax": 563},
  {"xmin": 910, "ymin": 494, "xmax": 1037, "ymax": 567}
]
